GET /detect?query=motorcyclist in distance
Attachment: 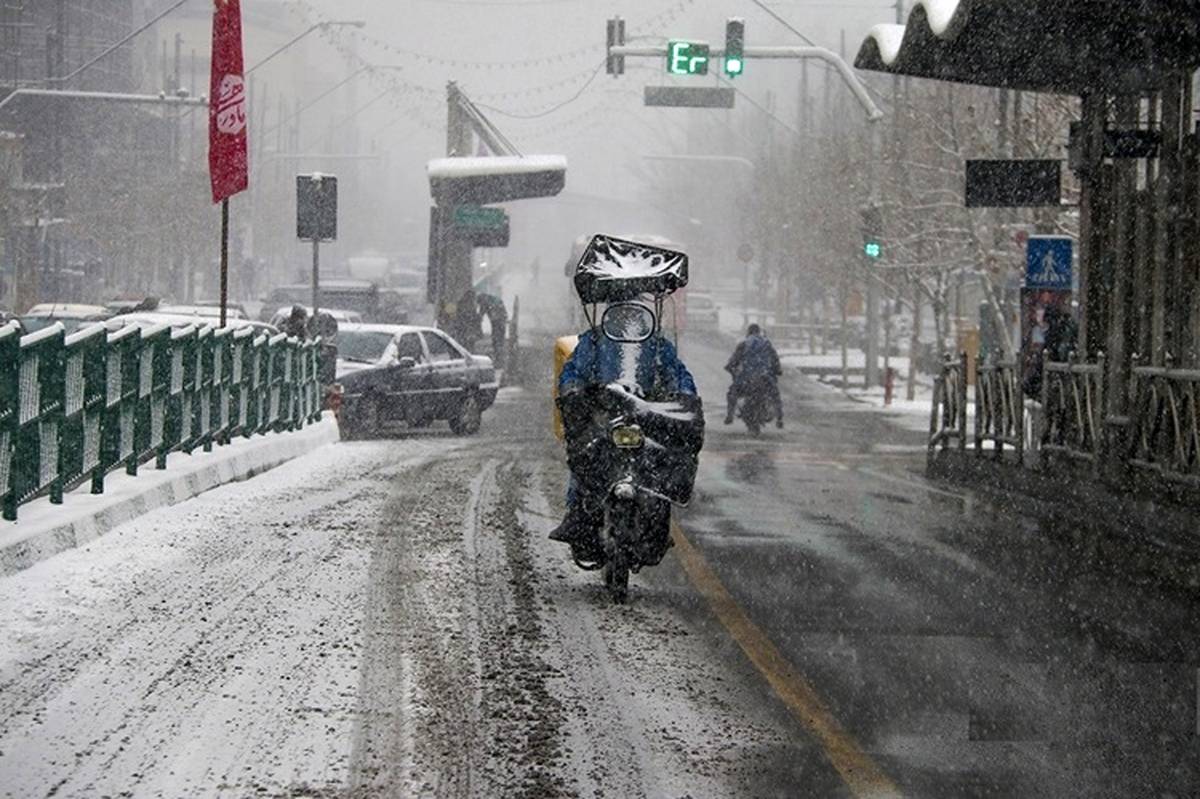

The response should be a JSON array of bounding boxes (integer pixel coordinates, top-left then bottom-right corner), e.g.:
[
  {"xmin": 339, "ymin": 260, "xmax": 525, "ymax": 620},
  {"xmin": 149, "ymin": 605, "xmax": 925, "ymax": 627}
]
[
  {"xmin": 550, "ymin": 296, "xmax": 699, "ymax": 559},
  {"xmin": 725, "ymin": 323, "xmax": 784, "ymax": 428}
]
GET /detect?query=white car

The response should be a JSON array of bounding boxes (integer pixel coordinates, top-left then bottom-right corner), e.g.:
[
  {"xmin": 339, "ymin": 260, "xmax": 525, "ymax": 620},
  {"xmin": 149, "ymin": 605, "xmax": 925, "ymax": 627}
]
[
  {"xmin": 684, "ymin": 292, "xmax": 720, "ymax": 330},
  {"xmin": 18, "ymin": 303, "xmax": 111, "ymax": 335}
]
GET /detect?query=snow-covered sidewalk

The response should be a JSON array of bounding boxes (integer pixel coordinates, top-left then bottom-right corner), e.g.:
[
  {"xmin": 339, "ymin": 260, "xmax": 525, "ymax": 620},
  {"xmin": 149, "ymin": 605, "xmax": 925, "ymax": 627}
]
[
  {"xmin": 0, "ymin": 417, "xmax": 340, "ymax": 575},
  {"xmin": 780, "ymin": 349, "xmax": 943, "ymax": 435}
]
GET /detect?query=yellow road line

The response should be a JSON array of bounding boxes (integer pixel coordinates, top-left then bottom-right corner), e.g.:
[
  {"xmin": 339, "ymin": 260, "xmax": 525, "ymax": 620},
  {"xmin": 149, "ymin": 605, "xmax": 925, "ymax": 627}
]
[{"xmin": 671, "ymin": 521, "xmax": 903, "ymax": 799}]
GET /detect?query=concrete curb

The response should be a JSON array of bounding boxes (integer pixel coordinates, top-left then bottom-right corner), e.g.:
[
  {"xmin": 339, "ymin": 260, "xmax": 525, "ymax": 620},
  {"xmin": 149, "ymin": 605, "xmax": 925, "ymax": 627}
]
[{"xmin": 0, "ymin": 417, "xmax": 341, "ymax": 577}]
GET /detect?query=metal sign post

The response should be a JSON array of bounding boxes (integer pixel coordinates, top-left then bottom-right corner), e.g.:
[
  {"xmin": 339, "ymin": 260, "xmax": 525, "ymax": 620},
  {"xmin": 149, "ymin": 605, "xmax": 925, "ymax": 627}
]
[{"xmin": 296, "ymin": 173, "xmax": 338, "ymax": 319}]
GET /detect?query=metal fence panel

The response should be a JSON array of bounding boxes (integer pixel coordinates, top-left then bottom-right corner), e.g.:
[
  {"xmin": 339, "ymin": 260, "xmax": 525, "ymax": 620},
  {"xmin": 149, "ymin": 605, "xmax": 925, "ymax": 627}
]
[
  {"xmin": 0, "ymin": 323, "xmax": 20, "ymax": 520},
  {"xmin": 975, "ymin": 360, "xmax": 1025, "ymax": 462},
  {"xmin": 927, "ymin": 352, "xmax": 969, "ymax": 467},
  {"xmin": 1040, "ymin": 355, "xmax": 1106, "ymax": 470},
  {"xmin": 9, "ymin": 324, "xmax": 66, "ymax": 518},
  {"xmin": 1128, "ymin": 365, "xmax": 1200, "ymax": 485},
  {"xmin": 95, "ymin": 325, "xmax": 142, "ymax": 494},
  {"xmin": 1, "ymin": 321, "xmax": 325, "ymax": 522},
  {"xmin": 59, "ymin": 324, "xmax": 108, "ymax": 493}
]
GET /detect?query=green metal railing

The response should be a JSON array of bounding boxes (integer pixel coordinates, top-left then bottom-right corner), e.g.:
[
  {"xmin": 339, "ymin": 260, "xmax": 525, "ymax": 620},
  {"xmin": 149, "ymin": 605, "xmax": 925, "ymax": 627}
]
[{"xmin": 1, "ymin": 321, "xmax": 324, "ymax": 522}]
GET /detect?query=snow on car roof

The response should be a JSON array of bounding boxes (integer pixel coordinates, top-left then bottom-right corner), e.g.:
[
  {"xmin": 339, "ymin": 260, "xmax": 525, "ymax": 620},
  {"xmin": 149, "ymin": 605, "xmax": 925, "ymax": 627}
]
[
  {"xmin": 24, "ymin": 303, "xmax": 109, "ymax": 318},
  {"xmin": 338, "ymin": 322, "xmax": 427, "ymax": 336},
  {"xmin": 159, "ymin": 305, "xmax": 247, "ymax": 319},
  {"xmin": 273, "ymin": 279, "xmax": 376, "ymax": 291},
  {"xmin": 426, "ymin": 155, "xmax": 567, "ymax": 180}
]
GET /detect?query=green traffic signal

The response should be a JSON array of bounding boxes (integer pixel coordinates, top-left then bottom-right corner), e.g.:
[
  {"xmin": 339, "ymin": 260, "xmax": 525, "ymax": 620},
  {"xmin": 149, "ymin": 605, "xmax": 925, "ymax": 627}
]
[
  {"xmin": 724, "ymin": 18, "xmax": 745, "ymax": 77},
  {"xmin": 864, "ymin": 241, "xmax": 882, "ymax": 259}
]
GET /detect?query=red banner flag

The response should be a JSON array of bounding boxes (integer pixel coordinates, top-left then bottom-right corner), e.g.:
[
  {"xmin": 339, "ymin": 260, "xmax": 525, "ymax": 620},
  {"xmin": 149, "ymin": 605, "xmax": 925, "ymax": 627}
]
[{"xmin": 209, "ymin": 0, "xmax": 248, "ymax": 204}]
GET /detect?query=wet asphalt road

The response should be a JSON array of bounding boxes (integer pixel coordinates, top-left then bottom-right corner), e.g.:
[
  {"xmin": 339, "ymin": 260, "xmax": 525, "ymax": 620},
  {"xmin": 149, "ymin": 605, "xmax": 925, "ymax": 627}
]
[{"xmin": 647, "ymin": 333, "xmax": 1200, "ymax": 798}]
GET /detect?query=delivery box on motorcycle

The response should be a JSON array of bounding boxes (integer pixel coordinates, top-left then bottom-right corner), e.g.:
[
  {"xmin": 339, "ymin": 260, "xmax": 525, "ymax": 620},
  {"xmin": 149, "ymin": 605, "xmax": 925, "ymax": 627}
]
[{"xmin": 573, "ymin": 235, "xmax": 688, "ymax": 304}]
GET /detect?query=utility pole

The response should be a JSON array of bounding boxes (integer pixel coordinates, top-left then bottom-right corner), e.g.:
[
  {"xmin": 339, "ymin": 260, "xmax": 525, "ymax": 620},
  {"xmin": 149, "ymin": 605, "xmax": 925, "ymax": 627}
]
[{"xmin": 865, "ymin": 1, "xmax": 904, "ymax": 388}]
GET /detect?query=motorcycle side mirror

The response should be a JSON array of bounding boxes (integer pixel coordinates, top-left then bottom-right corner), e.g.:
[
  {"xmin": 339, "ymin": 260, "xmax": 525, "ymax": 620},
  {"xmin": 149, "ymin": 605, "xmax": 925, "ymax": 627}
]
[{"xmin": 397, "ymin": 356, "xmax": 416, "ymax": 370}]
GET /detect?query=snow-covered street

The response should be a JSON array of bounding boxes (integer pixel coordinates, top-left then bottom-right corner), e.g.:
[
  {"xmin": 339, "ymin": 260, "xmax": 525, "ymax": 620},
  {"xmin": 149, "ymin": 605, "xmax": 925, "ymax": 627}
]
[
  {"xmin": 4, "ymin": 339, "xmax": 1200, "ymax": 798},
  {"xmin": 0, "ymin": 393, "xmax": 793, "ymax": 798}
]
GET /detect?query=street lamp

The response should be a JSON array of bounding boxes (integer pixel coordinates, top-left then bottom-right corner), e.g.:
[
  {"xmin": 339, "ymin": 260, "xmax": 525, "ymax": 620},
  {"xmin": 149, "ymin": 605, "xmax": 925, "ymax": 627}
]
[{"xmin": 246, "ymin": 20, "xmax": 367, "ymax": 76}]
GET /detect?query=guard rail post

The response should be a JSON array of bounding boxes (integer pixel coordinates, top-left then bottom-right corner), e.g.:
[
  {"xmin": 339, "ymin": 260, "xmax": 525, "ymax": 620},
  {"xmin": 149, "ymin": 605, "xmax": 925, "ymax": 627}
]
[
  {"xmin": 295, "ymin": 339, "xmax": 311, "ymax": 426},
  {"xmin": 1014, "ymin": 362, "xmax": 1026, "ymax": 465},
  {"xmin": 229, "ymin": 328, "xmax": 252, "ymax": 438},
  {"xmin": 958, "ymin": 351, "xmax": 969, "ymax": 452},
  {"xmin": 974, "ymin": 359, "xmax": 985, "ymax": 457},
  {"xmin": 59, "ymin": 324, "xmax": 107, "ymax": 492},
  {"xmin": 212, "ymin": 327, "xmax": 233, "ymax": 447},
  {"xmin": 0, "ymin": 323, "xmax": 20, "ymax": 520},
  {"xmin": 128, "ymin": 325, "xmax": 168, "ymax": 476},
  {"xmin": 266, "ymin": 333, "xmax": 286, "ymax": 432},
  {"xmin": 281, "ymin": 337, "xmax": 297, "ymax": 432},
  {"xmin": 95, "ymin": 325, "xmax": 139, "ymax": 494},
  {"xmin": 196, "ymin": 327, "xmax": 215, "ymax": 453},
  {"xmin": 248, "ymin": 333, "xmax": 267, "ymax": 434},
  {"xmin": 166, "ymin": 325, "xmax": 198, "ymax": 460},
  {"xmin": 309, "ymin": 338, "xmax": 322, "ymax": 423},
  {"xmin": 1094, "ymin": 352, "xmax": 1107, "ymax": 472},
  {"xmin": 150, "ymin": 325, "xmax": 183, "ymax": 470}
]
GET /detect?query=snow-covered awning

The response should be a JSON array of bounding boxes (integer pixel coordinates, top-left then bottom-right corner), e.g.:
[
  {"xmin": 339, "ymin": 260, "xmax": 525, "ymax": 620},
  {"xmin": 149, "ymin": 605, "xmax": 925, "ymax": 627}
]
[
  {"xmin": 854, "ymin": 0, "xmax": 1200, "ymax": 95},
  {"xmin": 428, "ymin": 155, "xmax": 567, "ymax": 206}
]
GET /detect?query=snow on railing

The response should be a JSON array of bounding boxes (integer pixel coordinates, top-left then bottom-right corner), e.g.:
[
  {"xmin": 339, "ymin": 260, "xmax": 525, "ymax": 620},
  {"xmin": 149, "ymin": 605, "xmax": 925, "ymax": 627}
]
[{"xmin": 0, "ymin": 323, "xmax": 323, "ymax": 522}]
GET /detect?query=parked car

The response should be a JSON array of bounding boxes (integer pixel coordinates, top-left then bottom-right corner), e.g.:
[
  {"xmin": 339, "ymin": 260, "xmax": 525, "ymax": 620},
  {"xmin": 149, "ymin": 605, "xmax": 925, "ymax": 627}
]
[
  {"xmin": 334, "ymin": 323, "xmax": 498, "ymax": 439},
  {"xmin": 158, "ymin": 304, "xmax": 248, "ymax": 321},
  {"xmin": 684, "ymin": 291, "xmax": 720, "ymax": 330},
  {"xmin": 269, "ymin": 306, "xmax": 362, "ymax": 329},
  {"xmin": 18, "ymin": 303, "xmax": 111, "ymax": 335},
  {"xmin": 262, "ymin": 280, "xmax": 379, "ymax": 322}
]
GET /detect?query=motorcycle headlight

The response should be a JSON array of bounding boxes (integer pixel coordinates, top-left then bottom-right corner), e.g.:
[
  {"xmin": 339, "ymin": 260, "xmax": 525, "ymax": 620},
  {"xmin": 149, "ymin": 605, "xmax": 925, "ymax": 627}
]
[{"xmin": 611, "ymin": 424, "xmax": 645, "ymax": 449}]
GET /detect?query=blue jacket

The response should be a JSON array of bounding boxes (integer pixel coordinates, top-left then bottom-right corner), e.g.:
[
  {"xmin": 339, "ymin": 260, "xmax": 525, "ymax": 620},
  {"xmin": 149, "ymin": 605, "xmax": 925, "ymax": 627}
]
[
  {"xmin": 560, "ymin": 329, "xmax": 697, "ymax": 398},
  {"xmin": 726, "ymin": 334, "xmax": 781, "ymax": 387}
]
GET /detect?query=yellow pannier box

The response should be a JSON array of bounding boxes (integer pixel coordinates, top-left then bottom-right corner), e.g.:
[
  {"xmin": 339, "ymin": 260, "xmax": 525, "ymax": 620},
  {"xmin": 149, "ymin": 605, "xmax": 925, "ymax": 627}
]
[{"xmin": 552, "ymin": 335, "xmax": 579, "ymax": 442}]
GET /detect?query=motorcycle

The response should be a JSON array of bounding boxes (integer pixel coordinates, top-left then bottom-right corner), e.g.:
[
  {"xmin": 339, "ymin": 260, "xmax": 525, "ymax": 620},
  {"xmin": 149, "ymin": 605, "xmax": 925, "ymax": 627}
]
[
  {"xmin": 559, "ymin": 382, "xmax": 703, "ymax": 602},
  {"xmin": 736, "ymin": 375, "xmax": 775, "ymax": 436},
  {"xmin": 557, "ymin": 235, "xmax": 704, "ymax": 603}
]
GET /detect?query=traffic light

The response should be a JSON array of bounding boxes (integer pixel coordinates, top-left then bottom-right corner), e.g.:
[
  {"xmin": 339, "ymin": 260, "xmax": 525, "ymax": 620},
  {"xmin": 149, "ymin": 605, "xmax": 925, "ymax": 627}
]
[
  {"xmin": 606, "ymin": 17, "xmax": 626, "ymax": 76},
  {"xmin": 861, "ymin": 204, "xmax": 882, "ymax": 260},
  {"xmin": 724, "ymin": 18, "xmax": 745, "ymax": 77}
]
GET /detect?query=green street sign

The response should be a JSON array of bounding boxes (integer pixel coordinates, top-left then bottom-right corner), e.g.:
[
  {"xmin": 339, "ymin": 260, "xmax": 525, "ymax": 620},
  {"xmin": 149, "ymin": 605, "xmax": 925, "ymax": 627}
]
[
  {"xmin": 667, "ymin": 41, "xmax": 709, "ymax": 75},
  {"xmin": 454, "ymin": 205, "xmax": 507, "ymax": 229}
]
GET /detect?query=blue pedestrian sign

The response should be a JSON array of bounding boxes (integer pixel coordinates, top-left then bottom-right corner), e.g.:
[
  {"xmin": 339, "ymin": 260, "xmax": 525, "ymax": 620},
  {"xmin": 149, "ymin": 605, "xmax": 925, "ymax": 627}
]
[{"xmin": 1026, "ymin": 236, "xmax": 1073, "ymax": 290}]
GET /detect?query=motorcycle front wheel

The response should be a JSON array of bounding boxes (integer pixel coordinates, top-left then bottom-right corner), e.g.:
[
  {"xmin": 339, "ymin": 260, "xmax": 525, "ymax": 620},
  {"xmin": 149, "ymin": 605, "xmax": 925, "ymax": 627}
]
[{"xmin": 603, "ymin": 554, "xmax": 629, "ymax": 604}]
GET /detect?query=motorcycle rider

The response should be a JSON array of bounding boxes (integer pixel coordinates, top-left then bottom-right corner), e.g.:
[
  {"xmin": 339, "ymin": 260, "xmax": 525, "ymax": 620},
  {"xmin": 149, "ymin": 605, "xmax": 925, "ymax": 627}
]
[
  {"xmin": 725, "ymin": 324, "xmax": 783, "ymax": 427},
  {"xmin": 550, "ymin": 298, "xmax": 698, "ymax": 558}
]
